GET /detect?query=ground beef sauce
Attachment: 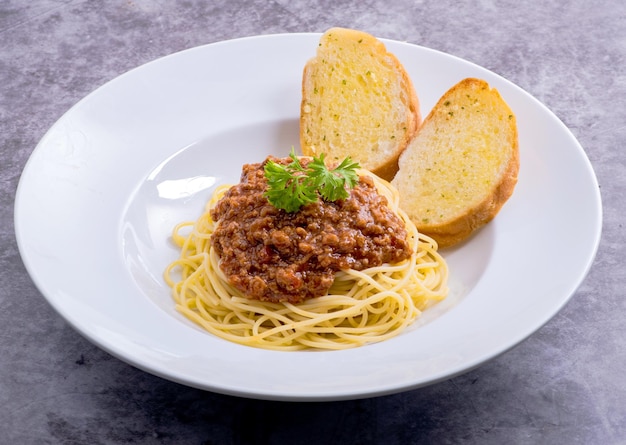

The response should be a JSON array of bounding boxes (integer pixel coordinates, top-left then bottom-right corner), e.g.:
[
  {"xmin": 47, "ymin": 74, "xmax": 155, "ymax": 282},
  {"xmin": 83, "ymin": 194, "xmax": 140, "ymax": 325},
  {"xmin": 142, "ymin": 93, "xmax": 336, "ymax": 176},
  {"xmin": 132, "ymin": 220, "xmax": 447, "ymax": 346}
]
[{"xmin": 210, "ymin": 156, "xmax": 412, "ymax": 304}]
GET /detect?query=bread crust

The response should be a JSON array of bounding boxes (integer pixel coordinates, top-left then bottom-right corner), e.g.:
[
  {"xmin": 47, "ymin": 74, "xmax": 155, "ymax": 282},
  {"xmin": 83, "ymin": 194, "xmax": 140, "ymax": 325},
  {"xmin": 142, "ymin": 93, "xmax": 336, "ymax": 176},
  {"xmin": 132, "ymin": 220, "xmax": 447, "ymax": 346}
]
[
  {"xmin": 299, "ymin": 28, "xmax": 420, "ymax": 181},
  {"xmin": 394, "ymin": 78, "xmax": 519, "ymax": 248}
]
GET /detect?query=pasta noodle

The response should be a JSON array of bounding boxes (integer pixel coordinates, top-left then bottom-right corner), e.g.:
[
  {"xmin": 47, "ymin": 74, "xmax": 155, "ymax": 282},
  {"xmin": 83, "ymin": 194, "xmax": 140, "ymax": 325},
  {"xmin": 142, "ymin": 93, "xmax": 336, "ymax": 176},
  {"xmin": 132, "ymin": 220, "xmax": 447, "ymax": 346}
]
[{"xmin": 164, "ymin": 172, "xmax": 448, "ymax": 351}]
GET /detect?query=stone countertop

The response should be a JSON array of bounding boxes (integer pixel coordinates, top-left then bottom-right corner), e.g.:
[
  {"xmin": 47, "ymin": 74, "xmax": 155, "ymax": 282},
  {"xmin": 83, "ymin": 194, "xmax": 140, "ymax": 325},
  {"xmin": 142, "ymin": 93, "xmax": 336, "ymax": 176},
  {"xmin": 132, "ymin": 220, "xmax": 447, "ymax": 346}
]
[{"xmin": 1, "ymin": 1, "xmax": 624, "ymax": 443}]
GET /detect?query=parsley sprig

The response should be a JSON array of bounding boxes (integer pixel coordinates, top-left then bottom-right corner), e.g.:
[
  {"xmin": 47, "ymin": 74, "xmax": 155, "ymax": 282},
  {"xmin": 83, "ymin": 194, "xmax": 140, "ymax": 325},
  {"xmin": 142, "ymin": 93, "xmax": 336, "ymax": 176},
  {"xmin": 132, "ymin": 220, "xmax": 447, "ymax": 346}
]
[{"xmin": 264, "ymin": 149, "xmax": 360, "ymax": 212}]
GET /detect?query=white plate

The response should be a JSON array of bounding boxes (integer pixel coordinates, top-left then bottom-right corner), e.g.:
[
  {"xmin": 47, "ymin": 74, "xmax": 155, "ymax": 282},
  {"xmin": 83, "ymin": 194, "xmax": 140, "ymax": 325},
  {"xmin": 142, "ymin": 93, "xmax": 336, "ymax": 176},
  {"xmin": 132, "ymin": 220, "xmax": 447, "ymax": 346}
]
[{"xmin": 15, "ymin": 33, "xmax": 602, "ymax": 401}]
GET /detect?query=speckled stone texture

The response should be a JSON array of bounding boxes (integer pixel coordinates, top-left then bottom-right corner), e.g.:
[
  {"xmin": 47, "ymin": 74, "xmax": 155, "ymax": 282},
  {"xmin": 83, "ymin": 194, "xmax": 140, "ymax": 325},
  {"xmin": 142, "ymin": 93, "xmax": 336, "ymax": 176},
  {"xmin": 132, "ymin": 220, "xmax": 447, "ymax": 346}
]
[{"xmin": 1, "ymin": 1, "xmax": 624, "ymax": 444}]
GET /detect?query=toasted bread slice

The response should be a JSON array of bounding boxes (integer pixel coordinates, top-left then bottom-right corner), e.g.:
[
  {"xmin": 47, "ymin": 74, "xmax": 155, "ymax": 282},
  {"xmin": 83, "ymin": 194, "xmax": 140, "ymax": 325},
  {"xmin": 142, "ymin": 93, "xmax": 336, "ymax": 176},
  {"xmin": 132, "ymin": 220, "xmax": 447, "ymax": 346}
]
[
  {"xmin": 300, "ymin": 27, "xmax": 420, "ymax": 181},
  {"xmin": 392, "ymin": 78, "xmax": 519, "ymax": 248}
]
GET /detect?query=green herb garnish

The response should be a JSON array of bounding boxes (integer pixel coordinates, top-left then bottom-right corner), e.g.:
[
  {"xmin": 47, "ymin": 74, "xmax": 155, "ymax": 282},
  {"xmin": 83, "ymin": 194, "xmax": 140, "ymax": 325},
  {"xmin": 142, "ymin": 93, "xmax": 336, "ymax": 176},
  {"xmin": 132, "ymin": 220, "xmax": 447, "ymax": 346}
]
[{"xmin": 264, "ymin": 148, "xmax": 360, "ymax": 212}]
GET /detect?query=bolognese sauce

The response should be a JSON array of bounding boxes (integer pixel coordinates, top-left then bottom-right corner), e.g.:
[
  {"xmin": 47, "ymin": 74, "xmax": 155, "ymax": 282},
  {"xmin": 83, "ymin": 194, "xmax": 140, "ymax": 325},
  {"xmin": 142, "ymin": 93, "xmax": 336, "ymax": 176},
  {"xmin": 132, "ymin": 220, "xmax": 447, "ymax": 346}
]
[{"xmin": 210, "ymin": 156, "xmax": 412, "ymax": 304}]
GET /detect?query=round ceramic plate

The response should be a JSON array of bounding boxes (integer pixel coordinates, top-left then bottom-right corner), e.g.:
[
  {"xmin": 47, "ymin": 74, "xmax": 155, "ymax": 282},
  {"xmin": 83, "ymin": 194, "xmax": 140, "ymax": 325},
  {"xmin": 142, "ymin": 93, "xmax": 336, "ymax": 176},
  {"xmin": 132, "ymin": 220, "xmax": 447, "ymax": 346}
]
[{"xmin": 15, "ymin": 33, "xmax": 602, "ymax": 401}]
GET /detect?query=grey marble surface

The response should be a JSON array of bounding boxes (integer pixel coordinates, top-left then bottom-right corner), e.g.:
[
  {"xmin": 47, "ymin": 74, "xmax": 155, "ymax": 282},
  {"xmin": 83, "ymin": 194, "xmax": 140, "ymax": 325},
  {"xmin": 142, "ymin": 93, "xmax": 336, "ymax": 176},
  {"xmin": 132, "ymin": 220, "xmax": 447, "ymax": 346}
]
[{"xmin": 1, "ymin": 1, "xmax": 624, "ymax": 443}]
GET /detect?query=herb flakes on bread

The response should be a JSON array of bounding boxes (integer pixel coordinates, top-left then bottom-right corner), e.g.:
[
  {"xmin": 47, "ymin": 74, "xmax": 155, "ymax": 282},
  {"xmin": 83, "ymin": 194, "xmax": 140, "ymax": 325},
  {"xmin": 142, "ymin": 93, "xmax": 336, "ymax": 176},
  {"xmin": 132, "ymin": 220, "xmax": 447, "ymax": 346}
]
[
  {"xmin": 300, "ymin": 27, "xmax": 420, "ymax": 181},
  {"xmin": 392, "ymin": 78, "xmax": 519, "ymax": 248}
]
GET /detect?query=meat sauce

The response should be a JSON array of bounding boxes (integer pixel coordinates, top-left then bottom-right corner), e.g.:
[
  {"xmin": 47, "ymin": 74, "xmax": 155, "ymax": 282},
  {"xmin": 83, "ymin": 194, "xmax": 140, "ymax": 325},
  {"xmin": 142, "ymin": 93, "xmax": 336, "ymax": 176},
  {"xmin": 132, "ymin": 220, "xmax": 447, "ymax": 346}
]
[{"xmin": 210, "ymin": 157, "xmax": 412, "ymax": 303}]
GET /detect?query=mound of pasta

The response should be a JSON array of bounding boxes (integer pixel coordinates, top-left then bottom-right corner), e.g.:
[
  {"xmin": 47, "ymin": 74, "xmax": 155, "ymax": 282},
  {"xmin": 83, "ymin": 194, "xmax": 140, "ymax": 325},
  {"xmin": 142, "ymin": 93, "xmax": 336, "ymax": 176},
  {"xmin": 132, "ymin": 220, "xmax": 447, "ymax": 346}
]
[{"xmin": 164, "ymin": 155, "xmax": 448, "ymax": 351}]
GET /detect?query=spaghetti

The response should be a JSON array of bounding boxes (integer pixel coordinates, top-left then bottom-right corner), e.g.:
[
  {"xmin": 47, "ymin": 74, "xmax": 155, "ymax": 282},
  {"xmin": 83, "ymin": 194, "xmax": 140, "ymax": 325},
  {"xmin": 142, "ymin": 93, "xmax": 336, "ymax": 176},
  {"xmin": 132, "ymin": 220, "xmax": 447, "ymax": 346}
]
[{"xmin": 164, "ymin": 170, "xmax": 448, "ymax": 351}]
